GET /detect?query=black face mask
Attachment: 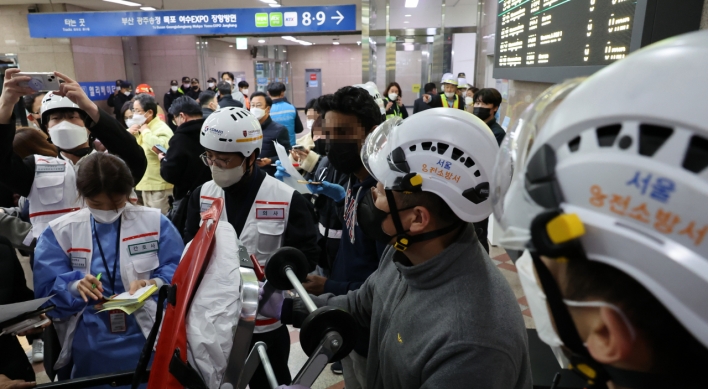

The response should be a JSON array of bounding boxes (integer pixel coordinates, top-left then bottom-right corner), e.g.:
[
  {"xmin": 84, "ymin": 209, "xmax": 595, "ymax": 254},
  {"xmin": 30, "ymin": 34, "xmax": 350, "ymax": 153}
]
[
  {"xmin": 326, "ymin": 142, "xmax": 363, "ymax": 175},
  {"xmin": 357, "ymin": 190, "xmax": 398, "ymax": 243},
  {"xmin": 473, "ymin": 107, "xmax": 492, "ymax": 121}
]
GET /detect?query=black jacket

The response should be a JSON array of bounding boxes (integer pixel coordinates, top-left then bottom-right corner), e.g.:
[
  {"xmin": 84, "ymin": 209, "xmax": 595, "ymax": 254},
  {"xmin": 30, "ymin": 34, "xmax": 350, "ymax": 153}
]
[
  {"xmin": 184, "ymin": 168, "xmax": 320, "ymax": 271},
  {"xmin": 0, "ymin": 235, "xmax": 37, "ymax": 381},
  {"xmin": 164, "ymin": 90, "xmax": 183, "ymax": 113},
  {"xmin": 160, "ymin": 118, "xmax": 211, "ymax": 201},
  {"xmin": 259, "ymin": 116, "xmax": 291, "ymax": 176},
  {"xmin": 0, "ymin": 109, "xmax": 147, "ymax": 197},
  {"xmin": 427, "ymin": 94, "xmax": 465, "ymax": 110},
  {"xmin": 382, "ymin": 97, "xmax": 409, "ymax": 119},
  {"xmin": 487, "ymin": 118, "xmax": 506, "ymax": 146},
  {"xmin": 202, "ymin": 107, "xmax": 214, "ymax": 120},
  {"xmin": 186, "ymin": 88, "xmax": 201, "ymax": 100},
  {"xmin": 218, "ymin": 95, "xmax": 244, "ymax": 109},
  {"xmin": 107, "ymin": 91, "xmax": 134, "ymax": 120},
  {"xmin": 413, "ymin": 97, "xmax": 431, "ymax": 114}
]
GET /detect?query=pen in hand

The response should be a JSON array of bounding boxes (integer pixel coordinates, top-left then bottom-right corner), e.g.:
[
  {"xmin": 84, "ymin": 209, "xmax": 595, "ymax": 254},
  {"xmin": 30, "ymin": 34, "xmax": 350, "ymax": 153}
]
[{"xmin": 92, "ymin": 272, "xmax": 102, "ymax": 290}]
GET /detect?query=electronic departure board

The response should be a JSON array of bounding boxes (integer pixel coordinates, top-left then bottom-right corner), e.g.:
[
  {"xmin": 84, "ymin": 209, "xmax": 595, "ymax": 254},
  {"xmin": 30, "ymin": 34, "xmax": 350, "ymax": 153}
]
[{"xmin": 493, "ymin": 0, "xmax": 645, "ymax": 83}]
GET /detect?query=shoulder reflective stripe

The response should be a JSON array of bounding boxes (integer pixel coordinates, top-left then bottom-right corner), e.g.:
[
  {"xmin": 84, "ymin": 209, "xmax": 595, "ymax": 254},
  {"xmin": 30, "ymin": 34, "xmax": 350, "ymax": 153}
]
[
  {"xmin": 200, "ymin": 196, "xmax": 220, "ymax": 200},
  {"xmin": 123, "ymin": 232, "xmax": 159, "ymax": 242},
  {"xmin": 255, "ymin": 200, "xmax": 289, "ymax": 205},
  {"xmin": 67, "ymin": 248, "xmax": 91, "ymax": 253},
  {"xmin": 255, "ymin": 318, "xmax": 279, "ymax": 326},
  {"xmin": 29, "ymin": 207, "xmax": 81, "ymax": 218}
]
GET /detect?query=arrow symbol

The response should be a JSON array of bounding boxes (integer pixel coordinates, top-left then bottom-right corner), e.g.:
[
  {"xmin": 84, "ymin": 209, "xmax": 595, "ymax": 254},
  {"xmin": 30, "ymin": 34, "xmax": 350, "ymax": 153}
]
[{"xmin": 331, "ymin": 10, "xmax": 344, "ymax": 25}]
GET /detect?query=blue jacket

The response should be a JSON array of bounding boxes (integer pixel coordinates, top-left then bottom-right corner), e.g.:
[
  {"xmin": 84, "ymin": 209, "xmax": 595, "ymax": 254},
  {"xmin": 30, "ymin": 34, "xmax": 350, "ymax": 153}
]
[{"xmin": 270, "ymin": 98, "xmax": 298, "ymax": 146}]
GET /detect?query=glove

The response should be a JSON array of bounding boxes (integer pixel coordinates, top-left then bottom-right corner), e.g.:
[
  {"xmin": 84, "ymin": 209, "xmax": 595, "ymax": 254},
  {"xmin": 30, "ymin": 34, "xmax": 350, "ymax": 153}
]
[
  {"xmin": 259, "ymin": 281, "xmax": 285, "ymax": 320},
  {"xmin": 276, "ymin": 386, "xmax": 310, "ymax": 389},
  {"xmin": 308, "ymin": 181, "xmax": 345, "ymax": 202},
  {"xmin": 274, "ymin": 160, "xmax": 291, "ymax": 182}
]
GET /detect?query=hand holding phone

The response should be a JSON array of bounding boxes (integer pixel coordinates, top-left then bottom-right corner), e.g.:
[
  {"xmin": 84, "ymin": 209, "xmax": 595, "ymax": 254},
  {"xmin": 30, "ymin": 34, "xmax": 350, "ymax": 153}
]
[
  {"xmin": 13, "ymin": 72, "xmax": 61, "ymax": 92},
  {"xmin": 152, "ymin": 145, "xmax": 167, "ymax": 155}
]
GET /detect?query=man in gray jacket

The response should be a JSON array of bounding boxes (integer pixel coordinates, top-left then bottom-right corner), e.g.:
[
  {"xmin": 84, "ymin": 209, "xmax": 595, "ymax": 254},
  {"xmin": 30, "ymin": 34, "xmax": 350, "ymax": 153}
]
[{"xmin": 262, "ymin": 108, "xmax": 531, "ymax": 388}]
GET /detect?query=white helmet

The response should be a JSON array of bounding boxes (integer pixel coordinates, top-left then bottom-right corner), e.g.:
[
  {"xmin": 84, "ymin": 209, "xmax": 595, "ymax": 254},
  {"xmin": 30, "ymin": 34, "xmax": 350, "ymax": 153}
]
[
  {"xmin": 457, "ymin": 78, "xmax": 470, "ymax": 90},
  {"xmin": 441, "ymin": 73, "xmax": 457, "ymax": 86},
  {"xmin": 200, "ymin": 107, "xmax": 262, "ymax": 156},
  {"xmin": 492, "ymin": 29, "xmax": 708, "ymax": 356},
  {"xmin": 362, "ymin": 108, "xmax": 499, "ymax": 223},
  {"xmin": 355, "ymin": 82, "xmax": 385, "ymax": 115},
  {"xmin": 40, "ymin": 92, "xmax": 81, "ymax": 124}
]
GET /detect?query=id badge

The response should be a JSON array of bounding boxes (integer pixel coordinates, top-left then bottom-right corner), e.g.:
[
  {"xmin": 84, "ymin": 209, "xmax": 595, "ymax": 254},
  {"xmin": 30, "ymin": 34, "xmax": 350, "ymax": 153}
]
[{"xmin": 109, "ymin": 310, "xmax": 127, "ymax": 333}]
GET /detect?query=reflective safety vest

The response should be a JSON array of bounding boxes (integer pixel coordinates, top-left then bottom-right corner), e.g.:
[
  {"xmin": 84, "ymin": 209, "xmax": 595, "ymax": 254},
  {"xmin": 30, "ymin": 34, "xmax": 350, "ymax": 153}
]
[
  {"xmin": 26, "ymin": 155, "xmax": 81, "ymax": 246},
  {"xmin": 199, "ymin": 175, "xmax": 295, "ymax": 333},
  {"xmin": 47, "ymin": 205, "xmax": 162, "ymax": 369},
  {"xmin": 384, "ymin": 98, "xmax": 403, "ymax": 120},
  {"xmin": 441, "ymin": 94, "xmax": 460, "ymax": 109}
]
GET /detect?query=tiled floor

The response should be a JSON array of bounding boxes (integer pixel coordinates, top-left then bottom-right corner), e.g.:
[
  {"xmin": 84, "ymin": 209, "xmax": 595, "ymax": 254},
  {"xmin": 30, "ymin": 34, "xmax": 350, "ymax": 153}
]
[{"xmin": 19, "ymin": 243, "xmax": 533, "ymax": 387}]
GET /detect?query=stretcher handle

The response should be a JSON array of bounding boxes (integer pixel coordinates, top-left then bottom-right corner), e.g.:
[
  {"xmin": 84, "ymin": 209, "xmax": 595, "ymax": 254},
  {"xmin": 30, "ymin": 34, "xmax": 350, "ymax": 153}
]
[
  {"xmin": 250, "ymin": 254, "xmax": 265, "ymax": 281},
  {"xmin": 256, "ymin": 342, "xmax": 279, "ymax": 389}
]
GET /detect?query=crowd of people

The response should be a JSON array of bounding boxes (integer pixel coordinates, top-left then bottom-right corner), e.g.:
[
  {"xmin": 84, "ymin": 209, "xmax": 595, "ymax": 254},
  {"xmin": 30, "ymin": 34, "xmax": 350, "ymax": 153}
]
[{"xmin": 1, "ymin": 29, "xmax": 707, "ymax": 389}]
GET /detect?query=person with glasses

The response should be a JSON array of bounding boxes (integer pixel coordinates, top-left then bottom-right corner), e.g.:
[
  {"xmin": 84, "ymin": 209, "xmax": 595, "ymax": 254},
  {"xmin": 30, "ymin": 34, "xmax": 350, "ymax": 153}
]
[
  {"xmin": 159, "ymin": 96, "xmax": 211, "ymax": 236},
  {"xmin": 183, "ymin": 106, "xmax": 320, "ymax": 389},
  {"xmin": 131, "ymin": 94, "xmax": 174, "ymax": 215}
]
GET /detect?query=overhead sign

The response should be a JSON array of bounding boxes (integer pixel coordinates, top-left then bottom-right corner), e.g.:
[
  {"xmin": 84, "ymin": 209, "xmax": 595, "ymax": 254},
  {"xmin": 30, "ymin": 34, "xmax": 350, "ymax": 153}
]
[
  {"xmin": 79, "ymin": 81, "xmax": 118, "ymax": 101},
  {"xmin": 27, "ymin": 5, "xmax": 356, "ymax": 38}
]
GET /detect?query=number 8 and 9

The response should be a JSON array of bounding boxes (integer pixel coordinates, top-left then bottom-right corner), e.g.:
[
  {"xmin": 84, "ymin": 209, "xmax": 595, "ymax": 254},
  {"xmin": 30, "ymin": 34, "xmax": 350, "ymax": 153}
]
[{"xmin": 302, "ymin": 11, "xmax": 326, "ymax": 26}]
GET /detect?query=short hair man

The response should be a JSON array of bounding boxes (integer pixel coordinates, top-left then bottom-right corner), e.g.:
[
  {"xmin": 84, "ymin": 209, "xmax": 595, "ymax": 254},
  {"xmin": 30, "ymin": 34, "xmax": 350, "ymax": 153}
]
[
  {"xmin": 107, "ymin": 80, "xmax": 133, "ymax": 121},
  {"xmin": 238, "ymin": 80, "xmax": 250, "ymax": 109},
  {"xmin": 472, "ymin": 88, "xmax": 505, "ymax": 145},
  {"xmin": 413, "ymin": 82, "xmax": 437, "ymax": 114},
  {"xmin": 249, "ymin": 91, "xmax": 290, "ymax": 177},
  {"xmin": 197, "ymin": 90, "xmax": 218, "ymax": 119},
  {"xmin": 131, "ymin": 94, "xmax": 174, "ymax": 214},
  {"xmin": 217, "ymin": 81, "xmax": 243, "ymax": 109},
  {"xmin": 186, "ymin": 78, "xmax": 201, "ymax": 100},
  {"xmin": 266, "ymin": 82, "xmax": 303, "ymax": 146}
]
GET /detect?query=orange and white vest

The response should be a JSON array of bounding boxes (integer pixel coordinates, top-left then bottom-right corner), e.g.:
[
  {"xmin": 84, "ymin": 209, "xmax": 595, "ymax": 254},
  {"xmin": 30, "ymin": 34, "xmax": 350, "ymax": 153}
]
[
  {"xmin": 47, "ymin": 205, "xmax": 162, "ymax": 369},
  {"xmin": 200, "ymin": 175, "xmax": 294, "ymax": 333}
]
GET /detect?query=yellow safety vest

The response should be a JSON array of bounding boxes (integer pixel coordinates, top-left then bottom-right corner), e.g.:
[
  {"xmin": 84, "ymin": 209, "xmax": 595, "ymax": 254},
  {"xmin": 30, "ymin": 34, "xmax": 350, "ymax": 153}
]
[
  {"xmin": 385, "ymin": 98, "xmax": 403, "ymax": 119},
  {"xmin": 441, "ymin": 95, "xmax": 459, "ymax": 109}
]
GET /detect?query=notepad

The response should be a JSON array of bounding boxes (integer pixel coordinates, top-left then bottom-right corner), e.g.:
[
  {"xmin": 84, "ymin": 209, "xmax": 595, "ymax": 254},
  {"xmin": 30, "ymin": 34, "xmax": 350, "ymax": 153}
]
[{"xmin": 95, "ymin": 284, "xmax": 157, "ymax": 314}]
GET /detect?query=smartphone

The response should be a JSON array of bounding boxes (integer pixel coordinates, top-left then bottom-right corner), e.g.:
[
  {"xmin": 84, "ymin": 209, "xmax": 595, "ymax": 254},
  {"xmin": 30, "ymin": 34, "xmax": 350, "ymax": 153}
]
[
  {"xmin": 152, "ymin": 145, "xmax": 167, "ymax": 155},
  {"xmin": 13, "ymin": 72, "xmax": 61, "ymax": 92},
  {"xmin": 292, "ymin": 145, "xmax": 306, "ymax": 150}
]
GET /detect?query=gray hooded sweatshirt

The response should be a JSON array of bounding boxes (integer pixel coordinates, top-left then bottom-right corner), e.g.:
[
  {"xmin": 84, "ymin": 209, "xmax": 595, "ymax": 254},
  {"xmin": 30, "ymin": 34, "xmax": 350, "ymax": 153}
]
[{"xmin": 284, "ymin": 224, "xmax": 532, "ymax": 389}]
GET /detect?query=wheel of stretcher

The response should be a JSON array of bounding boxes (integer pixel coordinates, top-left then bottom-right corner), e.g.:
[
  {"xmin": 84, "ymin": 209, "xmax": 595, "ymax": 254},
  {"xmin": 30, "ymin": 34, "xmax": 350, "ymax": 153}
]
[
  {"xmin": 265, "ymin": 246, "xmax": 309, "ymax": 290},
  {"xmin": 299, "ymin": 306, "xmax": 358, "ymax": 362}
]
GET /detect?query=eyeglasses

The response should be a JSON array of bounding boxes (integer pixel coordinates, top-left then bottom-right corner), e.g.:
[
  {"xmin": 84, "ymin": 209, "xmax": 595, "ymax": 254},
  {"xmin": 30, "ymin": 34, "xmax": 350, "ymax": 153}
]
[{"xmin": 200, "ymin": 152, "xmax": 235, "ymax": 169}]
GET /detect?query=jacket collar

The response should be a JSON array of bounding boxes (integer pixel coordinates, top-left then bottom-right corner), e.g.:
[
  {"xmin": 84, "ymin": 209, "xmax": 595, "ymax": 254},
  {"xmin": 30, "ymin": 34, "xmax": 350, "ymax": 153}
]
[
  {"xmin": 260, "ymin": 116, "xmax": 273, "ymax": 128},
  {"xmin": 392, "ymin": 223, "xmax": 479, "ymax": 290},
  {"xmin": 175, "ymin": 118, "xmax": 205, "ymax": 135}
]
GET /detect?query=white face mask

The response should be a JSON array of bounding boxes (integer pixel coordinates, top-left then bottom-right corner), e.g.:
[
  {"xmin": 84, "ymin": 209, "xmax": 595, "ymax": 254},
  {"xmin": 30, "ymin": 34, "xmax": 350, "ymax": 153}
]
[
  {"xmin": 250, "ymin": 107, "xmax": 266, "ymax": 120},
  {"xmin": 183, "ymin": 83, "xmax": 190, "ymax": 89},
  {"xmin": 208, "ymin": 82, "xmax": 215, "ymax": 88},
  {"xmin": 306, "ymin": 119, "xmax": 315, "ymax": 131},
  {"xmin": 241, "ymin": 89, "xmax": 249, "ymax": 95},
  {"xmin": 388, "ymin": 93, "xmax": 398, "ymax": 101},
  {"xmin": 465, "ymin": 96, "xmax": 474, "ymax": 106},
  {"xmin": 211, "ymin": 162, "xmax": 245, "ymax": 188},
  {"xmin": 89, "ymin": 205, "xmax": 126, "ymax": 224},
  {"xmin": 49, "ymin": 121, "xmax": 89, "ymax": 150},
  {"xmin": 123, "ymin": 91, "xmax": 131, "ymax": 96},
  {"xmin": 445, "ymin": 92, "xmax": 456, "ymax": 99},
  {"xmin": 171, "ymin": 86, "xmax": 178, "ymax": 92},
  {"xmin": 132, "ymin": 114, "xmax": 147, "ymax": 126}
]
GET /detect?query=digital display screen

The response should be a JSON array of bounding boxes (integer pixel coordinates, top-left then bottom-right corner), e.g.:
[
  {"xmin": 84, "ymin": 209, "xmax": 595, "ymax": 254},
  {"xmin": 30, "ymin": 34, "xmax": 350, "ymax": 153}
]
[{"xmin": 494, "ymin": 0, "xmax": 639, "ymax": 81}]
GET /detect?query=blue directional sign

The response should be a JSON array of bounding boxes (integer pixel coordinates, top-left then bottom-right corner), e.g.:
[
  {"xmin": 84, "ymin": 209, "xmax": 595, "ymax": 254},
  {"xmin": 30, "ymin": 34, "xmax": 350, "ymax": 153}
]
[
  {"xmin": 27, "ymin": 5, "xmax": 356, "ymax": 38},
  {"xmin": 79, "ymin": 81, "xmax": 118, "ymax": 101}
]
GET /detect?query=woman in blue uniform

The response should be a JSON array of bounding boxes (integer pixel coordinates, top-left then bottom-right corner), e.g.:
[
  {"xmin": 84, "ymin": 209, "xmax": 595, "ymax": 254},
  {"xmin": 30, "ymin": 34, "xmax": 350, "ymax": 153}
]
[{"xmin": 33, "ymin": 152, "xmax": 183, "ymax": 387}]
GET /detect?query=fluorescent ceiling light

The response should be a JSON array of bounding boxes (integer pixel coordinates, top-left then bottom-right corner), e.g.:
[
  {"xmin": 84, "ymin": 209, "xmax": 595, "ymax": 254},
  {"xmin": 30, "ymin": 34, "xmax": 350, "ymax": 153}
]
[
  {"xmin": 404, "ymin": 21, "xmax": 409, "ymax": 23},
  {"xmin": 404, "ymin": 0, "xmax": 418, "ymax": 8},
  {"xmin": 405, "ymin": 14, "xmax": 411, "ymax": 17},
  {"xmin": 260, "ymin": 0, "xmax": 277, "ymax": 3},
  {"xmin": 269, "ymin": 3, "xmax": 281, "ymax": 7},
  {"xmin": 282, "ymin": 36, "xmax": 296, "ymax": 40},
  {"xmin": 103, "ymin": 0, "xmax": 142, "ymax": 6},
  {"xmin": 140, "ymin": 6, "xmax": 156, "ymax": 10},
  {"xmin": 356, "ymin": 41, "xmax": 361, "ymax": 45},
  {"xmin": 283, "ymin": 50, "xmax": 287, "ymax": 52},
  {"xmin": 229, "ymin": 45, "xmax": 233, "ymax": 47},
  {"xmin": 333, "ymin": 41, "xmax": 340, "ymax": 45},
  {"xmin": 258, "ymin": 39, "xmax": 266, "ymax": 43}
]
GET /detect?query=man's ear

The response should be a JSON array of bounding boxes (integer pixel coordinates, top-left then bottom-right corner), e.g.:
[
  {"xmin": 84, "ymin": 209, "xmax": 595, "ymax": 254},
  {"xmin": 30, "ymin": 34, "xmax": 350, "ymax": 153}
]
[
  {"xmin": 406, "ymin": 205, "xmax": 432, "ymax": 235},
  {"xmin": 584, "ymin": 306, "xmax": 635, "ymax": 365}
]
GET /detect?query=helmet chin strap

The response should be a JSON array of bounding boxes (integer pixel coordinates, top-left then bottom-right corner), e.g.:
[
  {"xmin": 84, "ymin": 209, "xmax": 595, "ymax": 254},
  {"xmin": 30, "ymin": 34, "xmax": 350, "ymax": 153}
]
[{"xmin": 384, "ymin": 190, "xmax": 461, "ymax": 252}]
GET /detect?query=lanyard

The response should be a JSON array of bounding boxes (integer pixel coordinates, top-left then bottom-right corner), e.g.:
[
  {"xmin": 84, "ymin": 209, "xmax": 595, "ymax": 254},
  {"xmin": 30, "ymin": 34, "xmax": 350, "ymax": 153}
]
[
  {"xmin": 343, "ymin": 177, "xmax": 362, "ymax": 244},
  {"xmin": 93, "ymin": 218, "xmax": 121, "ymax": 294}
]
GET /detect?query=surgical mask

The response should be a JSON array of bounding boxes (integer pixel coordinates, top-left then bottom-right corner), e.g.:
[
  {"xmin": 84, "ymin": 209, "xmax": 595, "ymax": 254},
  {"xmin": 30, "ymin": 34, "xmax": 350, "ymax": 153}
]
[
  {"xmin": 306, "ymin": 119, "xmax": 314, "ymax": 131},
  {"xmin": 89, "ymin": 205, "xmax": 126, "ymax": 224},
  {"xmin": 208, "ymin": 82, "xmax": 215, "ymax": 88},
  {"xmin": 211, "ymin": 163, "xmax": 245, "ymax": 188},
  {"xmin": 131, "ymin": 114, "xmax": 147, "ymax": 126},
  {"xmin": 171, "ymin": 86, "xmax": 178, "ymax": 92},
  {"xmin": 465, "ymin": 96, "xmax": 474, "ymax": 106},
  {"xmin": 123, "ymin": 91, "xmax": 131, "ymax": 97},
  {"xmin": 516, "ymin": 250, "xmax": 636, "ymax": 368},
  {"xmin": 445, "ymin": 92, "xmax": 457, "ymax": 99},
  {"xmin": 241, "ymin": 89, "xmax": 249, "ymax": 95},
  {"xmin": 388, "ymin": 93, "xmax": 398, "ymax": 101},
  {"xmin": 250, "ymin": 107, "xmax": 266, "ymax": 120},
  {"xmin": 473, "ymin": 107, "xmax": 492, "ymax": 121},
  {"xmin": 183, "ymin": 83, "xmax": 190, "ymax": 89},
  {"xmin": 326, "ymin": 142, "xmax": 363, "ymax": 175},
  {"xmin": 48, "ymin": 121, "xmax": 88, "ymax": 150}
]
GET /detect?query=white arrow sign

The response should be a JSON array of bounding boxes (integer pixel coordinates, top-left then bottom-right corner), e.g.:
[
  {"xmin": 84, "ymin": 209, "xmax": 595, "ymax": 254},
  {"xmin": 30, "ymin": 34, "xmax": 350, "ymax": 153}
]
[{"xmin": 331, "ymin": 10, "xmax": 344, "ymax": 25}]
